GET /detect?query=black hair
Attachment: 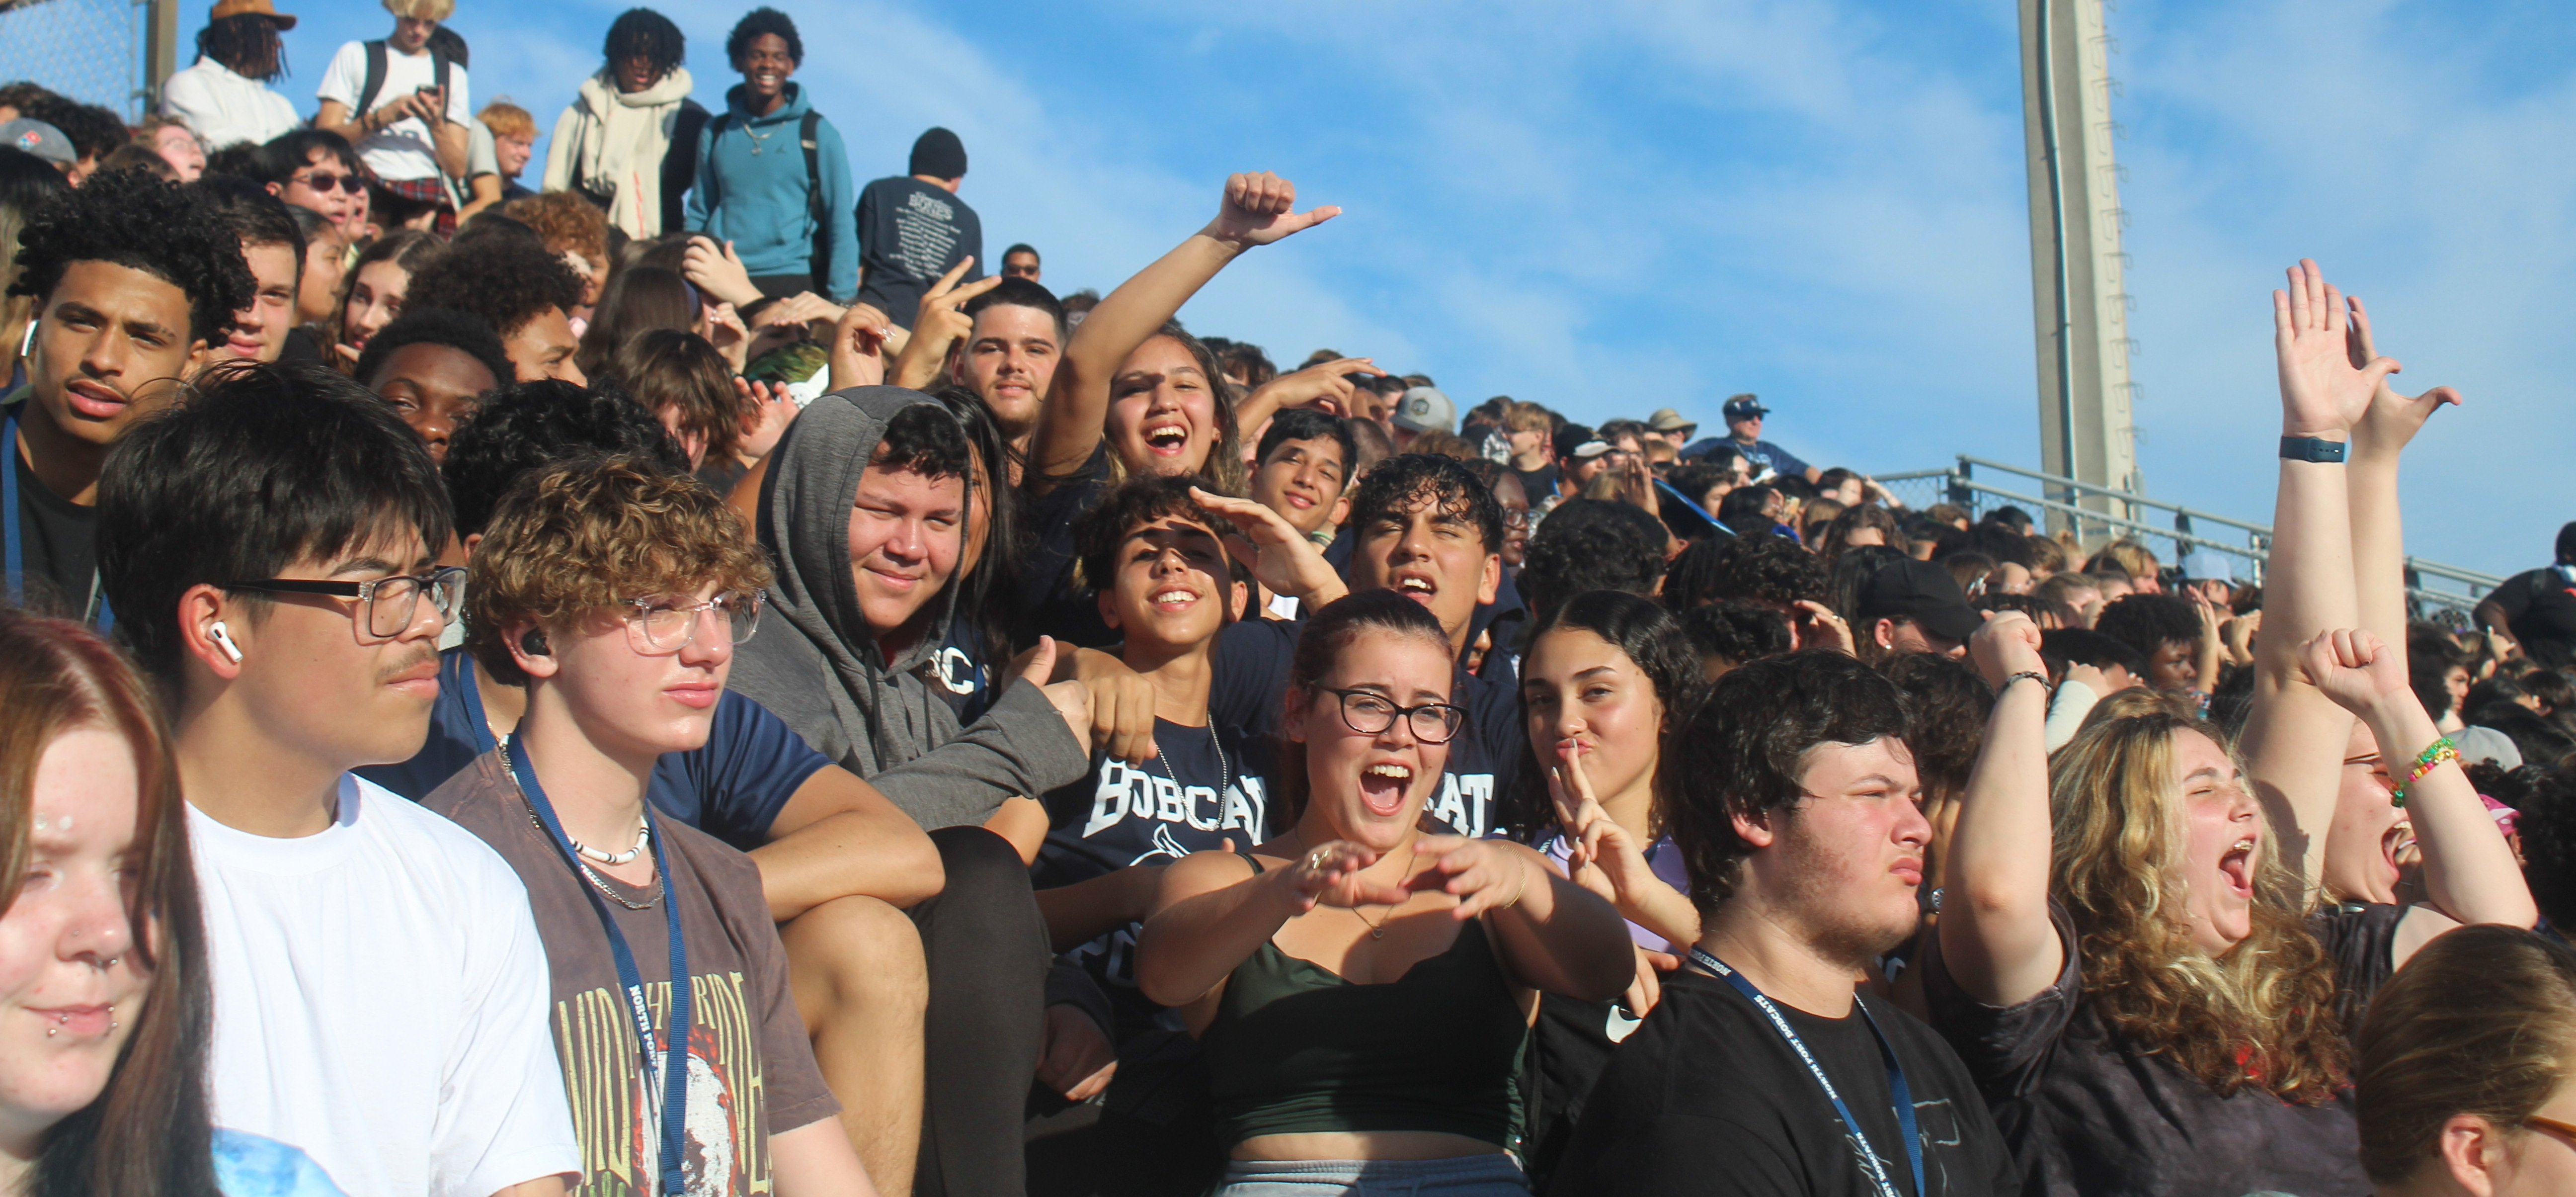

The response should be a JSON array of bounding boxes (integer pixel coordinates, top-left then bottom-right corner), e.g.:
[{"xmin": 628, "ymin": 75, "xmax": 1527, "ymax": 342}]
[
  {"xmin": 1072, "ymin": 474, "xmax": 1228, "ymax": 597},
  {"xmin": 2209, "ymin": 661, "xmax": 2257, "ymax": 745},
  {"xmin": 2409, "ymin": 623, "xmax": 2472, "ymax": 720},
  {"xmin": 726, "ymin": 6, "xmax": 804, "ymax": 66},
  {"xmin": 1716, "ymin": 483, "xmax": 1777, "ymax": 525},
  {"xmin": 1681, "ymin": 599, "xmax": 1791, "ymax": 670},
  {"xmin": 196, "ymin": 173, "xmax": 306, "ymax": 276},
  {"xmin": 1703, "ymin": 531, "xmax": 1828, "ymax": 608},
  {"xmin": 924, "ymin": 383, "xmax": 1026, "ymax": 661},
  {"xmin": 2480, "ymin": 707, "xmax": 2576, "ymax": 770},
  {"xmin": 19, "ymin": 97, "xmax": 125, "ymax": 164},
  {"xmin": 1345, "ymin": 452, "xmax": 1506, "ymax": 557},
  {"xmin": 0, "ymin": 143, "xmax": 68, "ymax": 219},
  {"xmin": 2556, "ymin": 521, "xmax": 2576, "ymax": 567},
  {"xmin": 1506, "ymin": 590, "xmax": 1701, "ymax": 837},
  {"xmin": 1276, "ymin": 589, "xmax": 1455, "ymax": 822},
  {"xmin": 1828, "ymin": 543, "xmax": 1907, "ymax": 623},
  {"xmin": 1518, "ymin": 498, "xmax": 1669, "ymax": 633},
  {"xmin": 6, "ymin": 169, "xmax": 255, "ymax": 347},
  {"xmin": 1256, "ymin": 409, "xmax": 1355, "ymax": 483},
  {"xmin": 604, "ymin": 7, "xmax": 687, "ymax": 75},
  {"xmin": 960, "ymin": 274, "xmax": 1065, "ymax": 341},
  {"xmin": 255, "ymin": 128, "xmax": 358, "ymax": 186},
  {"xmin": 1667, "ymin": 649, "xmax": 1910, "ymax": 911},
  {"xmin": 193, "ymin": 11, "xmax": 288, "ymax": 80},
  {"xmin": 1219, "ymin": 341, "xmax": 1277, "ymax": 388},
  {"xmin": 451, "ymin": 210, "xmax": 543, "ymax": 247},
  {"xmin": 2093, "ymin": 592, "xmax": 2203, "ymax": 661},
  {"xmin": 402, "ymin": 233, "xmax": 584, "ymax": 341},
  {"xmin": 1002, "ymin": 242, "xmax": 1038, "ymax": 263},
  {"xmin": 441, "ymin": 380, "xmax": 686, "ymax": 537},
  {"xmin": 1772, "ymin": 474, "xmax": 1819, "ymax": 504},
  {"xmin": 1976, "ymin": 592, "xmax": 2072, "ymax": 628},
  {"xmin": 1966, "ymin": 521, "xmax": 2035, "ymax": 569},
  {"xmin": 874, "ymin": 400, "xmax": 972, "ymax": 481},
  {"xmin": 353, "ymin": 305, "xmax": 514, "ymax": 396},
  {"xmin": 2039, "ymin": 626, "xmax": 2150, "ymax": 680},
  {"xmin": 2525, "ymin": 667, "xmax": 2576, "ymax": 719},
  {"xmin": 2516, "ymin": 767, "xmax": 2576, "ymax": 929},
  {"xmin": 95, "ymin": 362, "xmax": 453, "ymax": 681},
  {"xmin": 1878, "ymin": 651, "xmax": 1993, "ymax": 808}
]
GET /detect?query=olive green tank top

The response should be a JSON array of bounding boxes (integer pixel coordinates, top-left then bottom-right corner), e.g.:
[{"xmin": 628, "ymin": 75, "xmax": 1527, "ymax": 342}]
[{"xmin": 1198, "ymin": 852, "xmax": 1531, "ymax": 1148}]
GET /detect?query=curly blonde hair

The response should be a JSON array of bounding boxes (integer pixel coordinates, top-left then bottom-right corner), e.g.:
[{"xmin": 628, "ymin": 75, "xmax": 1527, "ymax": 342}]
[
  {"xmin": 2050, "ymin": 708, "xmax": 2349, "ymax": 1105},
  {"xmin": 465, "ymin": 455, "xmax": 770, "ymax": 684}
]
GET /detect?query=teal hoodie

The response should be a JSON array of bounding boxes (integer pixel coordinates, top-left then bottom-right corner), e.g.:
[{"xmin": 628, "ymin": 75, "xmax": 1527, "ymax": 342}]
[{"xmin": 684, "ymin": 82, "xmax": 859, "ymax": 301}]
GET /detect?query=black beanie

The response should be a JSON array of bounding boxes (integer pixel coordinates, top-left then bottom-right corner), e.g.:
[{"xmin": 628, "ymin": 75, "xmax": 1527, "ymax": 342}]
[{"xmin": 910, "ymin": 127, "xmax": 966, "ymax": 179}]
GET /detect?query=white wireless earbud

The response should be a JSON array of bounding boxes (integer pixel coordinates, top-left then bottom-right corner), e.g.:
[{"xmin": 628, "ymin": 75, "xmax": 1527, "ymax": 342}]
[
  {"xmin": 17, "ymin": 318, "xmax": 32, "ymax": 359},
  {"xmin": 209, "ymin": 621, "xmax": 244, "ymax": 664}
]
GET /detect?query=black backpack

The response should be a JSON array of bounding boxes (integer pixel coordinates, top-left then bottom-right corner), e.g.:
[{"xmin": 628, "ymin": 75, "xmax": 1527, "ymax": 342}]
[
  {"xmin": 702, "ymin": 108, "xmax": 829, "ymax": 291},
  {"xmin": 356, "ymin": 39, "xmax": 453, "ymax": 127}
]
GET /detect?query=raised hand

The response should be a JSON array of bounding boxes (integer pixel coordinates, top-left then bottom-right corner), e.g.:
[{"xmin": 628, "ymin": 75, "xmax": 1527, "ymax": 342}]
[
  {"xmin": 1019, "ymin": 637, "xmax": 1098, "ymax": 750},
  {"xmin": 1192, "ymin": 487, "xmax": 1348, "ymax": 606},
  {"xmin": 683, "ymin": 236, "xmax": 762, "ymax": 309},
  {"xmin": 828, "ymin": 302, "xmax": 896, "ymax": 391},
  {"xmin": 1251, "ymin": 356, "xmax": 1380, "ymax": 418},
  {"xmin": 896, "ymin": 257, "xmax": 1001, "ymax": 390},
  {"xmin": 1283, "ymin": 841, "xmax": 1406, "ymax": 914},
  {"xmin": 2296, "ymin": 628, "xmax": 2411, "ymax": 717},
  {"xmin": 1408, "ymin": 836, "xmax": 1536, "ymax": 921},
  {"xmin": 2342, "ymin": 294, "xmax": 2463, "ymax": 458},
  {"xmin": 1203, "ymin": 171, "xmax": 1340, "ymax": 251},
  {"xmin": 1968, "ymin": 609, "xmax": 2046, "ymax": 689},
  {"xmin": 1548, "ymin": 741, "xmax": 1658, "ymax": 907},
  {"xmin": 732, "ymin": 377, "xmax": 798, "ymax": 460},
  {"xmin": 705, "ymin": 301, "xmax": 751, "ymax": 373},
  {"xmin": 2274, "ymin": 259, "xmax": 2397, "ymax": 438},
  {"xmin": 1790, "ymin": 600, "xmax": 1856, "ymax": 656}
]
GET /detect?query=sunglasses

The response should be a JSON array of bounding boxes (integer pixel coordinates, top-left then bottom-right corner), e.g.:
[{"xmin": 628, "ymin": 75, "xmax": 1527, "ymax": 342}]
[{"xmin": 292, "ymin": 171, "xmax": 364, "ymax": 194}]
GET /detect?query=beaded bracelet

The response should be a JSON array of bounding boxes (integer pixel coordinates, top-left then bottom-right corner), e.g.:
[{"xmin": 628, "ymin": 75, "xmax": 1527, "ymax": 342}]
[{"xmin": 2389, "ymin": 735, "xmax": 2458, "ymax": 809}]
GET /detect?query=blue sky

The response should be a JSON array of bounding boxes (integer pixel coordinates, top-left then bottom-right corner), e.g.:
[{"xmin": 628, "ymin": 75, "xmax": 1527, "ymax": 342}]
[{"xmin": 29, "ymin": 0, "xmax": 2575, "ymax": 574}]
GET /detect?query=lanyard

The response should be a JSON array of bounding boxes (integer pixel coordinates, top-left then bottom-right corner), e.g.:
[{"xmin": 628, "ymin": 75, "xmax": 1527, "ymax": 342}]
[
  {"xmin": 507, "ymin": 742, "xmax": 692, "ymax": 1196},
  {"xmin": 456, "ymin": 651, "xmax": 499, "ymax": 753},
  {"xmin": 1690, "ymin": 948, "xmax": 1925, "ymax": 1197},
  {"xmin": 2, "ymin": 406, "xmax": 111, "ymax": 630}
]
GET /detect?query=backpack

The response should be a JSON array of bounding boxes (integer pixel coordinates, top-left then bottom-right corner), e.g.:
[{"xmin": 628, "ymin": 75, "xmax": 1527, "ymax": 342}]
[
  {"xmin": 703, "ymin": 108, "xmax": 829, "ymax": 291},
  {"xmin": 356, "ymin": 39, "xmax": 452, "ymax": 127}
]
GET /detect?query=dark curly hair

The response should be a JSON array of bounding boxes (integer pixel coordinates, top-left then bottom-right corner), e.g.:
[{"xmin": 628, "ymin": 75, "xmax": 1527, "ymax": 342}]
[
  {"xmin": 441, "ymin": 379, "xmax": 687, "ymax": 538},
  {"xmin": 2094, "ymin": 592, "xmax": 2203, "ymax": 662},
  {"xmin": 195, "ymin": 11, "xmax": 288, "ymax": 81},
  {"xmin": 1703, "ymin": 530, "xmax": 1828, "ymax": 608},
  {"xmin": 725, "ymin": 6, "xmax": 804, "ymax": 66},
  {"xmin": 19, "ymin": 97, "xmax": 127, "ymax": 165},
  {"xmin": 1518, "ymin": 498, "xmax": 1667, "ymax": 633},
  {"xmin": 1681, "ymin": 599, "xmax": 1790, "ymax": 673},
  {"xmin": 6, "ymin": 169, "xmax": 255, "ymax": 347},
  {"xmin": 1666, "ymin": 649, "xmax": 1909, "ymax": 912},
  {"xmin": 1072, "ymin": 474, "xmax": 1227, "ymax": 596},
  {"xmin": 2509, "ymin": 766, "xmax": 2576, "ymax": 931},
  {"xmin": 605, "ymin": 7, "xmax": 687, "ymax": 77},
  {"xmin": 1345, "ymin": 452, "xmax": 1505, "ymax": 560},
  {"xmin": 1877, "ymin": 651, "xmax": 1992, "ymax": 811},
  {"xmin": 401, "ymin": 233, "xmax": 585, "ymax": 342},
  {"xmin": 1506, "ymin": 590, "xmax": 1702, "ymax": 837},
  {"xmin": 353, "ymin": 305, "xmax": 515, "ymax": 396}
]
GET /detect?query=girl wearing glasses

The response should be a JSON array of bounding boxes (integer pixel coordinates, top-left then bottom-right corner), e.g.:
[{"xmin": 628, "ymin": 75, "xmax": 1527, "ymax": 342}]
[
  {"xmin": 421, "ymin": 456, "xmax": 878, "ymax": 1195},
  {"xmin": 1136, "ymin": 590, "xmax": 1631, "ymax": 1197},
  {"xmin": 2356, "ymin": 923, "xmax": 2576, "ymax": 1197}
]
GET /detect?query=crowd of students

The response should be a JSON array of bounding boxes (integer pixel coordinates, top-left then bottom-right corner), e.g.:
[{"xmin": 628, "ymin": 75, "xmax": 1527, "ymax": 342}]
[{"xmin": 4, "ymin": 3, "xmax": 2576, "ymax": 1197}]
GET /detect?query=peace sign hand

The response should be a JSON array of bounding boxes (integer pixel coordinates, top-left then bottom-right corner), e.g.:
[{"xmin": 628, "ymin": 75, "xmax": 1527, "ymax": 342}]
[
  {"xmin": 896, "ymin": 256, "xmax": 1002, "ymax": 390},
  {"xmin": 1205, "ymin": 172, "xmax": 1341, "ymax": 251}
]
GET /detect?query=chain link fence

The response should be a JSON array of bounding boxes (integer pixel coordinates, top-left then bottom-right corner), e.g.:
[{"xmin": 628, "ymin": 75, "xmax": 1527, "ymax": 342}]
[{"xmin": 0, "ymin": 0, "xmax": 144, "ymax": 119}]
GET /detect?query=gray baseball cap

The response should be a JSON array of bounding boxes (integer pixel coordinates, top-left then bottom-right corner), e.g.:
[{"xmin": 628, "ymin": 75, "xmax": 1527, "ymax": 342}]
[
  {"xmin": 1, "ymin": 119, "xmax": 75, "ymax": 167},
  {"xmin": 1392, "ymin": 386, "xmax": 1455, "ymax": 433}
]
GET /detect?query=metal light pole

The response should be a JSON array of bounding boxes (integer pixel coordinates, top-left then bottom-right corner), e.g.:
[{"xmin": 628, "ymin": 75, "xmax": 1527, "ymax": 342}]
[
  {"xmin": 2018, "ymin": 0, "xmax": 2139, "ymax": 541},
  {"xmin": 139, "ymin": 0, "xmax": 177, "ymax": 113}
]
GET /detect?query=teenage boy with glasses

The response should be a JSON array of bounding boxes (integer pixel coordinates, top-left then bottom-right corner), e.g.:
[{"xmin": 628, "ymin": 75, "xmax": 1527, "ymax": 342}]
[
  {"xmin": 95, "ymin": 361, "xmax": 578, "ymax": 1197},
  {"xmin": 425, "ymin": 455, "xmax": 876, "ymax": 1194}
]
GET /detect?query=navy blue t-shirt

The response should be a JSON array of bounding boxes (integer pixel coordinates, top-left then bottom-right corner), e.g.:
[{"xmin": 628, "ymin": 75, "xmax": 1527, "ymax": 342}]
[
  {"xmin": 1018, "ymin": 445, "xmax": 1120, "ymax": 650},
  {"xmin": 1034, "ymin": 713, "xmax": 1272, "ymax": 1040},
  {"xmin": 355, "ymin": 648, "xmax": 833, "ymax": 851},
  {"xmin": 1208, "ymin": 617, "xmax": 1521, "ymax": 839}
]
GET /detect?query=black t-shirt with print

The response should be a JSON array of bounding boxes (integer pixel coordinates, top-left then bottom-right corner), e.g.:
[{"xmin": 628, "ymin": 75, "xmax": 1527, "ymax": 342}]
[
  {"xmin": 1550, "ymin": 967, "xmax": 2018, "ymax": 1197},
  {"xmin": 1018, "ymin": 444, "xmax": 1120, "ymax": 650},
  {"xmin": 852, "ymin": 175, "xmax": 982, "ymax": 331},
  {"xmin": 1920, "ymin": 901, "xmax": 2394, "ymax": 1197},
  {"xmin": 1208, "ymin": 617, "xmax": 1523, "ymax": 839},
  {"xmin": 1034, "ymin": 715, "xmax": 1273, "ymax": 1041}
]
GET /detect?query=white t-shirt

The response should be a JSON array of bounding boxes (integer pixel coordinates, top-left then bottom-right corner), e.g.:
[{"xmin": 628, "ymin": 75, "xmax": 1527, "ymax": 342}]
[
  {"xmin": 160, "ymin": 59, "xmax": 304, "ymax": 151},
  {"xmin": 315, "ymin": 40, "xmax": 470, "ymax": 181},
  {"xmin": 193, "ymin": 774, "xmax": 576, "ymax": 1197}
]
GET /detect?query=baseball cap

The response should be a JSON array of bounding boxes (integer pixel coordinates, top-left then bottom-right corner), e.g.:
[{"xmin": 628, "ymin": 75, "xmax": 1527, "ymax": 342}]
[
  {"xmin": 1856, "ymin": 559, "xmax": 1982, "ymax": 644},
  {"xmin": 1722, "ymin": 394, "xmax": 1770, "ymax": 422},
  {"xmin": 210, "ymin": 0, "xmax": 297, "ymax": 27},
  {"xmin": 1, "ymin": 119, "xmax": 74, "ymax": 167},
  {"xmin": 1391, "ymin": 386, "xmax": 1455, "ymax": 434},
  {"xmin": 1646, "ymin": 407, "xmax": 1695, "ymax": 432},
  {"xmin": 2178, "ymin": 551, "xmax": 2237, "ymax": 585},
  {"xmin": 1553, "ymin": 424, "xmax": 1610, "ymax": 461}
]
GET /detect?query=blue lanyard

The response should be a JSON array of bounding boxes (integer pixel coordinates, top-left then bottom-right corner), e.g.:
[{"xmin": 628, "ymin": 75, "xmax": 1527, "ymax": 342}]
[
  {"xmin": 2, "ymin": 405, "xmax": 111, "ymax": 630},
  {"xmin": 506, "ymin": 742, "xmax": 691, "ymax": 1196},
  {"xmin": 455, "ymin": 651, "xmax": 499, "ymax": 753},
  {"xmin": 1690, "ymin": 948, "xmax": 1925, "ymax": 1197}
]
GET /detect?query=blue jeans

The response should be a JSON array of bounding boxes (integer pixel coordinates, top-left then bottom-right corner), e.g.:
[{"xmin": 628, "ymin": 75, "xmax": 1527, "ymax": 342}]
[{"xmin": 1213, "ymin": 1156, "xmax": 1530, "ymax": 1197}]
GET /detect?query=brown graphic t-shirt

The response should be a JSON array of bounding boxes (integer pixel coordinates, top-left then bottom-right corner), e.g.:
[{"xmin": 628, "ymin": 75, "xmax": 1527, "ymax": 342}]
[{"xmin": 426, "ymin": 750, "xmax": 838, "ymax": 1196}]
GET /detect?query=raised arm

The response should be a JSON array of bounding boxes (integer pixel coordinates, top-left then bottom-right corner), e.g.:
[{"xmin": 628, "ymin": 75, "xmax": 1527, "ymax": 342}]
[
  {"xmin": 1231, "ymin": 355, "xmax": 1383, "ymax": 435},
  {"xmin": 1938, "ymin": 611, "xmax": 2064, "ymax": 1007},
  {"xmin": 1414, "ymin": 836, "xmax": 1633, "ymax": 1003},
  {"xmin": 2342, "ymin": 294, "xmax": 2462, "ymax": 657},
  {"xmin": 1192, "ymin": 487, "xmax": 1348, "ymax": 609},
  {"xmin": 1027, "ymin": 172, "xmax": 1339, "ymax": 491},
  {"xmin": 2238, "ymin": 259, "xmax": 2391, "ymax": 891},
  {"xmin": 2300, "ymin": 629, "xmax": 2538, "ymax": 942}
]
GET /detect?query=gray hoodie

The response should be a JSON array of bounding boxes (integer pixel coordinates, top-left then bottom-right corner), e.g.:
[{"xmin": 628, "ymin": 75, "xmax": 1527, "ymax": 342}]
[{"xmin": 728, "ymin": 386, "xmax": 1087, "ymax": 829}]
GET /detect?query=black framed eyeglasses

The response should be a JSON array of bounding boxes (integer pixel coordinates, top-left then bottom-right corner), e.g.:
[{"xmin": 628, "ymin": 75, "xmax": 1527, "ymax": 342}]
[
  {"xmin": 223, "ymin": 566, "xmax": 465, "ymax": 638},
  {"xmin": 1321, "ymin": 687, "xmax": 1465, "ymax": 744}
]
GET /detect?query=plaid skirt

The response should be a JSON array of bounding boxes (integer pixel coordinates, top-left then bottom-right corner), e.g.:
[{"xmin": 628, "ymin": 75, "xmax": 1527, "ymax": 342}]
[{"xmin": 371, "ymin": 172, "xmax": 455, "ymax": 236}]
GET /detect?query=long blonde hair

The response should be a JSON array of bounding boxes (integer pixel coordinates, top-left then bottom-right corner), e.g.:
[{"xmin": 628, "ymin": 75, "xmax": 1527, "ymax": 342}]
[{"xmin": 2050, "ymin": 709, "xmax": 2347, "ymax": 1104}]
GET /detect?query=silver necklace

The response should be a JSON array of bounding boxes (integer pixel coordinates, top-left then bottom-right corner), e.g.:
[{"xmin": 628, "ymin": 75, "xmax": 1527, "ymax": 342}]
[
  {"xmin": 1152, "ymin": 711, "xmax": 1229, "ymax": 816},
  {"xmin": 498, "ymin": 742, "xmax": 661, "ymax": 912}
]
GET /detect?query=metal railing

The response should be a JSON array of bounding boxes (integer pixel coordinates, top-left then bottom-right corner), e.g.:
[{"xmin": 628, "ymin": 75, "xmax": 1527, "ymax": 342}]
[{"xmin": 1875, "ymin": 456, "xmax": 2503, "ymax": 624}]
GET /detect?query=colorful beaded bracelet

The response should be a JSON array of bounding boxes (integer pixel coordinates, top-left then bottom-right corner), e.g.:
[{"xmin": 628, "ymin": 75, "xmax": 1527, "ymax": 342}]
[{"xmin": 2389, "ymin": 736, "xmax": 2458, "ymax": 809}]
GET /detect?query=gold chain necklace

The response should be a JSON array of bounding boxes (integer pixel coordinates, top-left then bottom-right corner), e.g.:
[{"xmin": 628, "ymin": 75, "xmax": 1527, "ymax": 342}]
[{"xmin": 1345, "ymin": 844, "xmax": 1418, "ymax": 940}]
